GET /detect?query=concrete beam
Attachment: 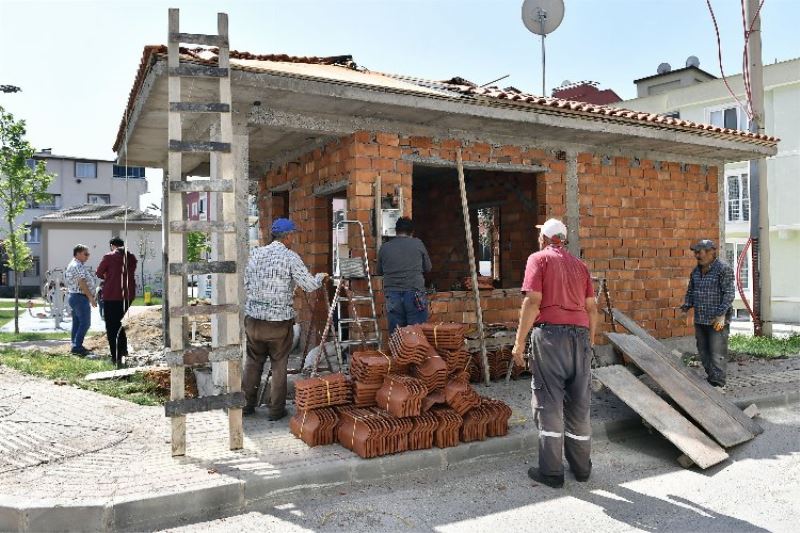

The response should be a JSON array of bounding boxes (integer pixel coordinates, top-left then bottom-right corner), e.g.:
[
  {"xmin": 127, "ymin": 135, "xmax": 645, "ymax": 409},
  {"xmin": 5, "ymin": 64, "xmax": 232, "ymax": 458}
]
[
  {"xmin": 402, "ymin": 153, "xmax": 549, "ymax": 174},
  {"xmin": 565, "ymin": 150, "xmax": 580, "ymax": 256}
]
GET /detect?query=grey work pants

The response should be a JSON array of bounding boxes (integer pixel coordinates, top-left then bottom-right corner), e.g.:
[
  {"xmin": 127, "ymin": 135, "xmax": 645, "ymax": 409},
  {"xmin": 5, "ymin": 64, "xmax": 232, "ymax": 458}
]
[
  {"xmin": 243, "ymin": 316, "xmax": 294, "ymax": 416},
  {"xmin": 694, "ymin": 323, "xmax": 729, "ymax": 386},
  {"xmin": 530, "ymin": 324, "xmax": 593, "ymax": 478}
]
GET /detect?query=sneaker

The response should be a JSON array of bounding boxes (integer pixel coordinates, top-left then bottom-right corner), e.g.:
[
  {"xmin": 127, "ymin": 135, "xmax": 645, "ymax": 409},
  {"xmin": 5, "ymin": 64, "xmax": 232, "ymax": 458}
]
[
  {"xmin": 528, "ymin": 467, "xmax": 564, "ymax": 488},
  {"xmin": 242, "ymin": 406, "xmax": 256, "ymax": 416},
  {"xmin": 267, "ymin": 409, "xmax": 287, "ymax": 421}
]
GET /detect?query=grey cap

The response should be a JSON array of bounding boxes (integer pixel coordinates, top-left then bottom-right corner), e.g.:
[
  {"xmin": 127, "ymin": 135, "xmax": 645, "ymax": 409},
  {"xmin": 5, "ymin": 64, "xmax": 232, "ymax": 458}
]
[{"xmin": 690, "ymin": 239, "xmax": 716, "ymax": 251}]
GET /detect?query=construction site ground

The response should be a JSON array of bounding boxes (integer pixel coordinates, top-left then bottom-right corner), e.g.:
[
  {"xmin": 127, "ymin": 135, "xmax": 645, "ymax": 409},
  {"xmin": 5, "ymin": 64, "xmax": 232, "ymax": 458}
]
[{"xmin": 1, "ymin": 331, "xmax": 798, "ymax": 532}]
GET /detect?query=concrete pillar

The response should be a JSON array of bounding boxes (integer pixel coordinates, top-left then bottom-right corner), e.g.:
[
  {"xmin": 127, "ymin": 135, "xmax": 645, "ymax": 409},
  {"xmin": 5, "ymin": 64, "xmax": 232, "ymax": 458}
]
[{"xmin": 565, "ymin": 150, "xmax": 580, "ymax": 256}]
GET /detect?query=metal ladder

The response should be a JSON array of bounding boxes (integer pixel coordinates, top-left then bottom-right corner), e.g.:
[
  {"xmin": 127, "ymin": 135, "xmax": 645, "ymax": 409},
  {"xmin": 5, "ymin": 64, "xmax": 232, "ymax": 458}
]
[
  {"xmin": 163, "ymin": 8, "xmax": 244, "ymax": 456},
  {"xmin": 333, "ymin": 220, "xmax": 381, "ymax": 361}
]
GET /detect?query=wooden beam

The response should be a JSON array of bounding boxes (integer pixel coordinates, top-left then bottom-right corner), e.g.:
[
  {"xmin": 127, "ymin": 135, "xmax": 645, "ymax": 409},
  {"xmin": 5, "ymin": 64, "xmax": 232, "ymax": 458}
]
[
  {"xmin": 169, "ymin": 303, "xmax": 239, "ymax": 318},
  {"xmin": 169, "ymin": 261, "xmax": 237, "ymax": 275},
  {"xmin": 165, "ymin": 344, "xmax": 242, "ymax": 368},
  {"xmin": 164, "ymin": 392, "xmax": 245, "ymax": 416}
]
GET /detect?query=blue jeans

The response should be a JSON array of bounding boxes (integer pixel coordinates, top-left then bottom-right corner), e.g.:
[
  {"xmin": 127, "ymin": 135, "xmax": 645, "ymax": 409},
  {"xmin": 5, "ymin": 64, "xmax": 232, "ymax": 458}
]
[
  {"xmin": 69, "ymin": 293, "xmax": 91, "ymax": 353},
  {"xmin": 385, "ymin": 289, "xmax": 429, "ymax": 337},
  {"xmin": 694, "ymin": 324, "xmax": 729, "ymax": 386}
]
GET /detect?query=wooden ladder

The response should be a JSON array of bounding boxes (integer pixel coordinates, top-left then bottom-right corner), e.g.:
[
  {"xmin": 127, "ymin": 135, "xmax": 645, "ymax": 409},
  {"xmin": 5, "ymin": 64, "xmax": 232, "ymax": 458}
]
[{"xmin": 164, "ymin": 8, "xmax": 244, "ymax": 456}]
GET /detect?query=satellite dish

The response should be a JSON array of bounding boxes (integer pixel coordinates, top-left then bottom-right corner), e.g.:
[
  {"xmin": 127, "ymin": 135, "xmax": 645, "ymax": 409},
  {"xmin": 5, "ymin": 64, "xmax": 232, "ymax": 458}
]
[
  {"xmin": 521, "ymin": 0, "xmax": 565, "ymax": 35},
  {"xmin": 657, "ymin": 62, "xmax": 672, "ymax": 75},
  {"xmin": 686, "ymin": 55, "xmax": 700, "ymax": 68}
]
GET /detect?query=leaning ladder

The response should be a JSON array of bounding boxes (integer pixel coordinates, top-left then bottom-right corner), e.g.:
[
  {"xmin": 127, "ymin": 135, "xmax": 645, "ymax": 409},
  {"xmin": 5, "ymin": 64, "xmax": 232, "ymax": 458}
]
[{"xmin": 164, "ymin": 8, "xmax": 244, "ymax": 456}]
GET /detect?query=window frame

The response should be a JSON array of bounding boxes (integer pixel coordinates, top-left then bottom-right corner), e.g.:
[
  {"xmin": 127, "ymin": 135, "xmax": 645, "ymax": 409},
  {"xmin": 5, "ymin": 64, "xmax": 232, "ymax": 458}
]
[
  {"xmin": 75, "ymin": 161, "xmax": 98, "ymax": 179},
  {"xmin": 726, "ymin": 171, "xmax": 750, "ymax": 223},
  {"xmin": 24, "ymin": 256, "xmax": 40, "ymax": 278},
  {"xmin": 23, "ymin": 226, "xmax": 41, "ymax": 244},
  {"xmin": 87, "ymin": 193, "xmax": 111, "ymax": 204},
  {"xmin": 725, "ymin": 242, "xmax": 750, "ymax": 291},
  {"xmin": 705, "ymin": 103, "xmax": 749, "ymax": 131}
]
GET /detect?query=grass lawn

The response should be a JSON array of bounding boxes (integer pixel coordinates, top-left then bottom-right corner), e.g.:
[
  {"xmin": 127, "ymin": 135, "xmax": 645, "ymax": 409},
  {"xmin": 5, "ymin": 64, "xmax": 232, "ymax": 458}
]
[
  {"xmin": 0, "ymin": 331, "xmax": 71, "ymax": 342},
  {"xmin": 130, "ymin": 296, "xmax": 162, "ymax": 306},
  {"xmin": 0, "ymin": 349, "xmax": 163, "ymax": 406},
  {"xmin": 729, "ymin": 333, "xmax": 800, "ymax": 358}
]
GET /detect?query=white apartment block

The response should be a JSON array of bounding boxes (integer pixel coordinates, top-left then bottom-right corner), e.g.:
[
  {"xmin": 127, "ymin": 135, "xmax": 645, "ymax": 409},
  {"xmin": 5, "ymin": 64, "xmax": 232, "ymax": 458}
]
[{"xmin": 619, "ymin": 58, "xmax": 800, "ymax": 324}]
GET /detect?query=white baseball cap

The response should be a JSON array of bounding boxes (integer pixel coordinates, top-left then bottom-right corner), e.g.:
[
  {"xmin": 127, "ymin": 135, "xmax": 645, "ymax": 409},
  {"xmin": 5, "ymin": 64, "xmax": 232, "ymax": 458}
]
[{"xmin": 536, "ymin": 218, "xmax": 567, "ymax": 242}]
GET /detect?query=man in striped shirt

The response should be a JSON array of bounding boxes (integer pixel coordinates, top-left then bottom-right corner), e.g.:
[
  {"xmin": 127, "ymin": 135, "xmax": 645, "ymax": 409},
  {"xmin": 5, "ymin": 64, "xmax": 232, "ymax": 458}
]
[
  {"xmin": 242, "ymin": 218, "xmax": 327, "ymax": 420},
  {"xmin": 64, "ymin": 244, "xmax": 97, "ymax": 356}
]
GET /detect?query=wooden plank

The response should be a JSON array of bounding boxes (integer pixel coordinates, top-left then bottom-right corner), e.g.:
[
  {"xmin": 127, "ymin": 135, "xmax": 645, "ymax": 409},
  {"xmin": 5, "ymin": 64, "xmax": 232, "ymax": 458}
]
[
  {"xmin": 170, "ymin": 180, "xmax": 234, "ymax": 193},
  {"xmin": 170, "ymin": 102, "xmax": 231, "ymax": 113},
  {"xmin": 169, "ymin": 303, "xmax": 239, "ymax": 318},
  {"xmin": 165, "ymin": 345, "xmax": 242, "ymax": 367},
  {"xmin": 169, "ymin": 32, "xmax": 228, "ymax": 47},
  {"xmin": 169, "ymin": 220, "xmax": 236, "ymax": 233},
  {"xmin": 593, "ymin": 365, "xmax": 729, "ymax": 469},
  {"xmin": 606, "ymin": 333, "xmax": 755, "ymax": 447},
  {"xmin": 169, "ymin": 140, "xmax": 231, "ymax": 153},
  {"xmin": 608, "ymin": 308, "xmax": 762, "ymax": 436},
  {"xmin": 169, "ymin": 65, "xmax": 229, "ymax": 78},
  {"xmin": 164, "ymin": 392, "xmax": 245, "ymax": 417},
  {"xmin": 169, "ymin": 261, "xmax": 237, "ymax": 276},
  {"xmin": 84, "ymin": 366, "xmax": 157, "ymax": 381}
]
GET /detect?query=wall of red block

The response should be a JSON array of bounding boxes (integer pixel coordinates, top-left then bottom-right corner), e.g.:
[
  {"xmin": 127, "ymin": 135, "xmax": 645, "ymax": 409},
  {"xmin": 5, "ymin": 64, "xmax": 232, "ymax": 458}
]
[{"xmin": 260, "ymin": 132, "xmax": 716, "ymax": 343}]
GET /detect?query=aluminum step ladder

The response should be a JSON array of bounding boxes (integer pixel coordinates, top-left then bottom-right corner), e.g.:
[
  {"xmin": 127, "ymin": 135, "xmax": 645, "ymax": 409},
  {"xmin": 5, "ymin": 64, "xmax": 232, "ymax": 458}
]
[{"xmin": 333, "ymin": 220, "xmax": 382, "ymax": 364}]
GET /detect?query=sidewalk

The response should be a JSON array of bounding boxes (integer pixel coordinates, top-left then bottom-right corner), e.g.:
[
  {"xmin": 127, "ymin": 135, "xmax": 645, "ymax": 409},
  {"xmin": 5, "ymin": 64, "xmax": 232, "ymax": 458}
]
[{"xmin": 1, "ymin": 356, "xmax": 798, "ymax": 532}]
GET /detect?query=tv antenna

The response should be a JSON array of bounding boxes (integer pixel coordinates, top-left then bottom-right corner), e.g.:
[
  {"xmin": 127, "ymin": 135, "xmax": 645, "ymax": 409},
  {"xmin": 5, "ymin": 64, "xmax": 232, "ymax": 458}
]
[{"xmin": 521, "ymin": 0, "xmax": 565, "ymax": 97}]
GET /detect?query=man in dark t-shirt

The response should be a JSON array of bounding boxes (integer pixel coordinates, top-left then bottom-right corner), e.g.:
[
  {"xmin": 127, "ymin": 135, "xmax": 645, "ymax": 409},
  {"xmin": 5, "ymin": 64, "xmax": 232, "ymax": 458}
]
[{"xmin": 376, "ymin": 217, "xmax": 432, "ymax": 336}]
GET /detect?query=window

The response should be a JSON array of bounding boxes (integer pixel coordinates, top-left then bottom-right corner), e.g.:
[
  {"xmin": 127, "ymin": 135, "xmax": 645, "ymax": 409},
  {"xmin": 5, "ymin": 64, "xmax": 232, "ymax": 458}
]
[
  {"xmin": 191, "ymin": 202, "xmax": 198, "ymax": 217},
  {"xmin": 25, "ymin": 159, "xmax": 37, "ymax": 170},
  {"xmin": 708, "ymin": 105, "xmax": 747, "ymax": 131},
  {"xmin": 87, "ymin": 194, "xmax": 111, "ymax": 204},
  {"xmin": 198, "ymin": 198, "xmax": 206, "ymax": 215},
  {"xmin": 24, "ymin": 256, "xmax": 40, "ymax": 278},
  {"xmin": 663, "ymin": 111, "xmax": 681, "ymax": 119},
  {"xmin": 25, "ymin": 194, "xmax": 61, "ymax": 209},
  {"xmin": 75, "ymin": 161, "xmax": 97, "ymax": 178},
  {"xmin": 474, "ymin": 205, "xmax": 501, "ymax": 281},
  {"xmin": 112, "ymin": 165, "xmax": 145, "ymax": 178},
  {"xmin": 726, "ymin": 173, "xmax": 750, "ymax": 222},
  {"xmin": 725, "ymin": 243, "xmax": 749, "ymax": 290},
  {"xmin": 23, "ymin": 226, "xmax": 41, "ymax": 243}
]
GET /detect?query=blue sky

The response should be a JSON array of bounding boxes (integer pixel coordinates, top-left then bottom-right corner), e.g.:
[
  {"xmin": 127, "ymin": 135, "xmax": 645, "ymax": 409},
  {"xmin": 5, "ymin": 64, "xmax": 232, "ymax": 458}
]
[{"xmin": 1, "ymin": 0, "xmax": 798, "ymax": 210}]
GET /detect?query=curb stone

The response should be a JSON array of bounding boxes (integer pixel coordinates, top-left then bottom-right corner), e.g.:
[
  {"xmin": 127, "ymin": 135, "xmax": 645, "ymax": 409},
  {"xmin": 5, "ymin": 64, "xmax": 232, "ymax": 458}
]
[{"xmin": 0, "ymin": 390, "xmax": 796, "ymax": 532}]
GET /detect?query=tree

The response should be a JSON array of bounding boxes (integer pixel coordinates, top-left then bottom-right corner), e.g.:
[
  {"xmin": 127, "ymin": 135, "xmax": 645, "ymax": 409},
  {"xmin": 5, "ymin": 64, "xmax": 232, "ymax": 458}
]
[
  {"xmin": 0, "ymin": 106, "xmax": 54, "ymax": 333},
  {"xmin": 185, "ymin": 231, "xmax": 210, "ymax": 298}
]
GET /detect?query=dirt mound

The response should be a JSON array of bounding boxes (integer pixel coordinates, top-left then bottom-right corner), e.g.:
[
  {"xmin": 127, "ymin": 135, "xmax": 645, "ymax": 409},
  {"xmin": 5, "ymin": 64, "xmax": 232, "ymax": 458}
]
[{"xmin": 143, "ymin": 367, "xmax": 198, "ymax": 398}]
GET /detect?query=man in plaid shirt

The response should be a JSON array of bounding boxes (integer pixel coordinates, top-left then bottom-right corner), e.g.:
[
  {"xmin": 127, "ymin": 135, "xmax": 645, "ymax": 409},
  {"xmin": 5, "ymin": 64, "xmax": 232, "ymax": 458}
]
[
  {"xmin": 64, "ymin": 244, "xmax": 98, "ymax": 356},
  {"xmin": 242, "ymin": 218, "xmax": 326, "ymax": 420},
  {"xmin": 681, "ymin": 239, "xmax": 735, "ymax": 388}
]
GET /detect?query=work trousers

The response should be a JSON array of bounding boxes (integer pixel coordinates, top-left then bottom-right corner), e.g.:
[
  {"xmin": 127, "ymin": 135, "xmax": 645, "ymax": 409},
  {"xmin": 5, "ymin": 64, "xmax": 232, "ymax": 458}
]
[
  {"xmin": 242, "ymin": 316, "xmax": 294, "ymax": 416},
  {"xmin": 530, "ymin": 324, "xmax": 593, "ymax": 478},
  {"xmin": 68, "ymin": 293, "xmax": 91, "ymax": 353},
  {"xmin": 694, "ymin": 323, "xmax": 729, "ymax": 386},
  {"xmin": 385, "ymin": 289, "xmax": 429, "ymax": 337},
  {"xmin": 104, "ymin": 300, "xmax": 132, "ymax": 366}
]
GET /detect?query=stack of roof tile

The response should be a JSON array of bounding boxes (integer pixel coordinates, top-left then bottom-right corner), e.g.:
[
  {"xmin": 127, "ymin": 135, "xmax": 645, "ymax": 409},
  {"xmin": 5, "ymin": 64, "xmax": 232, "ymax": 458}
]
[
  {"xmin": 431, "ymin": 406, "xmax": 463, "ymax": 448},
  {"xmin": 482, "ymin": 398, "xmax": 513, "ymax": 437},
  {"xmin": 467, "ymin": 349, "xmax": 525, "ymax": 382},
  {"xmin": 375, "ymin": 374, "xmax": 428, "ymax": 418},
  {"xmin": 410, "ymin": 353, "xmax": 448, "ymax": 392},
  {"xmin": 335, "ymin": 406, "xmax": 414, "ymax": 458},
  {"xmin": 460, "ymin": 403, "xmax": 493, "ymax": 443},
  {"xmin": 444, "ymin": 377, "xmax": 482, "ymax": 416},
  {"xmin": 388, "ymin": 325, "xmax": 431, "ymax": 366},
  {"xmin": 289, "ymin": 407, "xmax": 339, "ymax": 447},
  {"xmin": 436, "ymin": 348, "xmax": 471, "ymax": 376},
  {"xmin": 350, "ymin": 350, "xmax": 394, "ymax": 384},
  {"xmin": 408, "ymin": 412, "xmax": 438, "ymax": 451},
  {"xmin": 421, "ymin": 390, "xmax": 446, "ymax": 412},
  {"xmin": 294, "ymin": 372, "xmax": 352, "ymax": 410},
  {"xmin": 421, "ymin": 322, "xmax": 466, "ymax": 351},
  {"xmin": 352, "ymin": 380, "xmax": 382, "ymax": 407}
]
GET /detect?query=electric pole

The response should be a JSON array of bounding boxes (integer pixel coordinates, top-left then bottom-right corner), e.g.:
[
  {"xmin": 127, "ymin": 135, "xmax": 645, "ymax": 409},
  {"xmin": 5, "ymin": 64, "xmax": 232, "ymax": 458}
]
[{"xmin": 747, "ymin": 0, "xmax": 772, "ymax": 336}]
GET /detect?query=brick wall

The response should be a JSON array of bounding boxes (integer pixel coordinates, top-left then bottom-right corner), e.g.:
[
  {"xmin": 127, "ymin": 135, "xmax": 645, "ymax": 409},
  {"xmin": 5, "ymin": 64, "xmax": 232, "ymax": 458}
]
[
  {"xmin": 259, "ymin": 131, "xmax": 714, "ymax": 343},
  {"xmin": 578, "ymin": 154, "xmax": 719, "ymax": 340}
]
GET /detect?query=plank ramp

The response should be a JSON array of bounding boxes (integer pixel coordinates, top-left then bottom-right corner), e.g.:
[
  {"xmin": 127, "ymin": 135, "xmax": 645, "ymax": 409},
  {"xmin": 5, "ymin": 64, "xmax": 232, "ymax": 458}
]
[
  {"xmin": 593, "ymin": 365, "xmax": 729, "ymax": 469},
  {"xmin": 606, "ymin": 332, "xmax": 756, "ymax": 447},
  {"xmin": 607, "ymin": 308, "xmax": 762, "ymax": 437}
]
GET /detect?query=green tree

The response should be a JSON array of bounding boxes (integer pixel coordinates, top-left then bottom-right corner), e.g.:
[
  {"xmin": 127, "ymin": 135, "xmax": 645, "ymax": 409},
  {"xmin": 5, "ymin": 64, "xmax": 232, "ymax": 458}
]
[{"xmin": 0, "ymin": 106, "xmax": 54, "ymax": 333}]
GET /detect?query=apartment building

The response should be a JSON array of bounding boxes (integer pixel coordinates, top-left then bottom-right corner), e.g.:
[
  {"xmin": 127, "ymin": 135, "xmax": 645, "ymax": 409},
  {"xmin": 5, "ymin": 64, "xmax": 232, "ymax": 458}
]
[
  {"xmin": 619, "ymin": 58, "xmax": 800, "ymax": 323},
  {"xmin": 1, "ymin": 150, "xmax": 148, "ymax": 293}
]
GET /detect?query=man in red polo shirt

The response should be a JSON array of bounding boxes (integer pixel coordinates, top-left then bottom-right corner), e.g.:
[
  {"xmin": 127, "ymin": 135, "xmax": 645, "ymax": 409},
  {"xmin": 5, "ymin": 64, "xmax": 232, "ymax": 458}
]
[
  {"xmin": 96, "ymin": 237, "xmax": 137, "ymax": 368},
  {"xmin": 512, "ymin": 218, "xmax": 598, "ymax": 489}
]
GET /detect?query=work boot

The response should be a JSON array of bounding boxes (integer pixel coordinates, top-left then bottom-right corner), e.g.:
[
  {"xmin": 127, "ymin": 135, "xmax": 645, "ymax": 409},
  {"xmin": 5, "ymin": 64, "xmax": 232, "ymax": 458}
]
[
  {"xmin": 267, "ymin": 409, "xmax": 287, "ymax": 421},
  {"xmin": 570, "ymin": 461, "xmax": 591, "ymax": 482},
  {"xmin": 528, "ymin": 467, "xmax": 564, "ymax": 489}
]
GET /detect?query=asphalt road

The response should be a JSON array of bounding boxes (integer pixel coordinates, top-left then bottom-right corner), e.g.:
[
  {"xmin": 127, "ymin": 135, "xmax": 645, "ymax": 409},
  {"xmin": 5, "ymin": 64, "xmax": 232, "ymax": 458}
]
[{"xmin": 163, "ymin": 403, "xmax": 799, "ymax": 533}]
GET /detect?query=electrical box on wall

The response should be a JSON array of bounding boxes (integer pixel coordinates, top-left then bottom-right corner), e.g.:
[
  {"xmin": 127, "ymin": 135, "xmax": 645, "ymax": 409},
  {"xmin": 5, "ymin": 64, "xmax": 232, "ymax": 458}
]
[{"xmin": 381, "ymin": 208, "xmax": 401, "ymax": 236}]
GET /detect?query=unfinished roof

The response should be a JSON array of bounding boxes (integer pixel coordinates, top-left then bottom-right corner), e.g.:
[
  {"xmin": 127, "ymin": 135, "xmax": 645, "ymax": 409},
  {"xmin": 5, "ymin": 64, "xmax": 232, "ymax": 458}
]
[
  {"xmin": 35, "ymin": 204, "xmax": 161, "ymax": 225},
  {"xmin": 115, "ymin": 46, "xmax": 778, "ymax": 173}
]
